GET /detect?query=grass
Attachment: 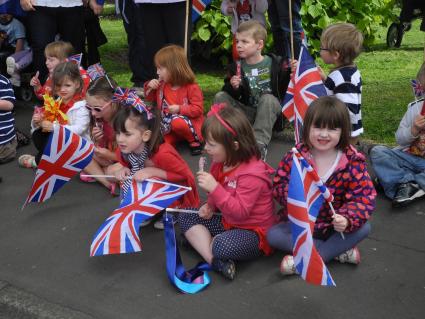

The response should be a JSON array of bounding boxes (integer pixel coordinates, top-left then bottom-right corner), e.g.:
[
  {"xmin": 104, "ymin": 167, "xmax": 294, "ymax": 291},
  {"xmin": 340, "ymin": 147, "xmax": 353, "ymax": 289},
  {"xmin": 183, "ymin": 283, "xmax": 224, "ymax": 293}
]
[{"xmin": 99, "ymin": 17, "xmax": 425, "ymax": 145}]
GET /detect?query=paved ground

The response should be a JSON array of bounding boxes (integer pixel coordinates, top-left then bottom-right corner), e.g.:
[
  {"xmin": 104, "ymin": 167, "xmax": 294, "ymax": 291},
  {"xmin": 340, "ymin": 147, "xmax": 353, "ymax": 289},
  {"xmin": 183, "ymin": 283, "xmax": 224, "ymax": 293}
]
[{"xmin": 0, "ymin": 101, "xmax": 424, "ymax": 319}]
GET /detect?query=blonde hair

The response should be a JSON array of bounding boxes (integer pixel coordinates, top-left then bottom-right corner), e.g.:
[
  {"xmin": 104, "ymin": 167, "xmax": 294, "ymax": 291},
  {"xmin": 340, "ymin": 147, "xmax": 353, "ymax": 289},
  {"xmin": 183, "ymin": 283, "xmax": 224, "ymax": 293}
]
[
  {"xmin": 44, "ymin": 41, "xmax": 74, "ymax": 61},
  {"xmin": 321, "ymin": 23, "xmax": 363, "ymax": 65},
  {"xmin": 236, "ymin": 20, "xmax": 267, "ymax": 43},
  {"xmin": 416, "ymin": 61, "xmax": 425, "ymax": 87},
  {"xmin": 154, "ymin": 45, "xmax": 195, "ymax": 86}
]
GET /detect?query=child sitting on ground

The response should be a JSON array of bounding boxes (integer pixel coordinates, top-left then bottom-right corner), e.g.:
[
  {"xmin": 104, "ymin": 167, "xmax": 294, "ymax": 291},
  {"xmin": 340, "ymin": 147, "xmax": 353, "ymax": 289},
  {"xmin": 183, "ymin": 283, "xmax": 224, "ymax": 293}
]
[
  {"xmin": 30, "ymin": 41, "xmax": 90, "ymax": 100},
  {"xmin": 0, "ymin": 74, "xmax": 16, "ymax": 164},
  {"xmin": 144, "ymin": 45, "xmax": 204, "ymax": 156},
  {"xmin": 370, "ymin": 61, "xmax": 425, "ymax": 208},
  {"xmin": 221, "ymin": 0, "xmax": 268, "ymax": 60},
  {"xmin": 109, "ymin": 103, "xmax": 200, "ymax": 230},
  {"xmin": 318, "ymin": 22, "xmax": 364, "ymax": 145},
  {"xmin": 268, "ymin": 96, "xmax": 376, "ymax": 275},
  {"xmin": 178, "ymin": 104, "xmax": 278, "ymax": 280},
  {"xmin": 0, "ymin": 13, "xmax": 32, "ymax": 87},
  {"xmin": 214, "ymin": 20, "xmax": 291, "ymax": 160},
  {"xmin": 19, "ymin": 62, "xmax": 90, "ymax": 168}
]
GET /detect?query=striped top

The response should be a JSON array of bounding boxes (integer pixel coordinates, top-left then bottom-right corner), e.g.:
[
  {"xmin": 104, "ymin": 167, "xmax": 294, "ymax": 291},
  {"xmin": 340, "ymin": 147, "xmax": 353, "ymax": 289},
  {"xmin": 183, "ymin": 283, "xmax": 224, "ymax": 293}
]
[
  {"xmin": 0, "ymin": 75, "xmax": 16, "ymax": 145},
  {"xmin": 324, "ymin": 66, "xmax": 363, "ymax": 137}
]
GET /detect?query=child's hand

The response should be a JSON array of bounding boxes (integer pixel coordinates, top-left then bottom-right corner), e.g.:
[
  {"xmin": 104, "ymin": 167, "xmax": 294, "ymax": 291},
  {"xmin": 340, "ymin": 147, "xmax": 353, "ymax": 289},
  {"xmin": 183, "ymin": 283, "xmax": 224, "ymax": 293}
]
[
  {"xmin": 290, "ymin": 59, "xmax": 298, "ymax": 71},
  {"xmin": 230, "ymin": 75, "xmax": 241, "ymax": 89},
  {"xmin": 332, "ymin": 214, "xmax": 349, "ymax": 232},
  {"xmin": 92, "ymin": 126, "xmax": 104, "ymax": 142},
  {"xmin": 94, "ymin": 146, "xmax": 109, "ymax": 158},
  {"xmin": 147, "ymin": 79, "xmax": 160, "ymax": 90},
  {"xmin": 198, "ymin": 203, "xmax": 214, "ymax": 220},
  {"xmin": 32, "ymin": 112, "xmax": 43, "ymax": 125},
  {"xmin": 133, "ymin": 167, "xmax": 158, "ymax": 182},
  {"xmin": 316, "ymin": 65, "xmax": 327, "ymax": 81},
  {"xmin": 30, "ymin": 71, "xmax": 41, "ymax": 89},
  {"xmin": 40, "ymin": 120, "xmax": 54, "ymax": 132},
  {"xmin": 20, "ymin": 0, "xmax": 36, "ymax": 11},
  {"xmin": 412, "ymin": 114, "xmax": 425, "ymax": 137},
  {"xmin": 168, "ymin": 104, "xmax": 180, "ymax": 114},
  {"xmin": 114, "ymin": 167, "xmax": 131, "ymax": 181},
  {"xmin": 197, "ymin": 171, "xmax": 218, "ymax": 193}
]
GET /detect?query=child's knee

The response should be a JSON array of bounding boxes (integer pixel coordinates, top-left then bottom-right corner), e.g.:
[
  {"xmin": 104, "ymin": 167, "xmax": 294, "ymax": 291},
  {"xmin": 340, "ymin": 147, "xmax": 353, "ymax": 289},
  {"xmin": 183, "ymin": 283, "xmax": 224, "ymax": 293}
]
[
  {"xmin": 213, "ymin": 91, "xmax": 233, "ymax": 105},
  {"xmin": 258, "ymin": 94, "xmax": 280, "ymax": 112},
  {"xmin": 369, "ymin": 145, "xmax": 389, "ymax": 161}
]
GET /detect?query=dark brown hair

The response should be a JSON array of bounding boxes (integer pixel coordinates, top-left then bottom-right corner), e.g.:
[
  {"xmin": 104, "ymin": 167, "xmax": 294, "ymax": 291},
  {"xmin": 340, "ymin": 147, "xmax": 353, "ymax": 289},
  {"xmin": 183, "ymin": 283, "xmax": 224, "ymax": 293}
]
[
  {"xmin": 154, "ymin": 45, "xmax": 195, "ymax": 86},
  {"xmin": 202, "ymin": 105, "xmax": 260, "ymax": 166},
  {"xmin": 113, "ymin": 106, "xmax": 162, "ymax": 154},
  {"xmin": 44, "ymin": 41, "xmax": 74, "ymax": 60},
  {"xmin": 52, "ymin": 61, "xmax": 83, "ymax": 95},
  {"xmin": 302, "ymin": 96, "xmax": 351, "ymax": 150}
]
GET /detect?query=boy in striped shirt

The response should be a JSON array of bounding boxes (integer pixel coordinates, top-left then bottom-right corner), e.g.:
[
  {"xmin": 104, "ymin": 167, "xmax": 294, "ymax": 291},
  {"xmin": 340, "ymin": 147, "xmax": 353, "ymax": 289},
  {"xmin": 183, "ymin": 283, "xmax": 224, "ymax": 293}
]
[
  {"xmin": 0, "ymin": 74, "xmax": 16, "ymax": 164},
  {"xmin": 318, "ymin": 23, "xmax": 364, "ymax": 145}
]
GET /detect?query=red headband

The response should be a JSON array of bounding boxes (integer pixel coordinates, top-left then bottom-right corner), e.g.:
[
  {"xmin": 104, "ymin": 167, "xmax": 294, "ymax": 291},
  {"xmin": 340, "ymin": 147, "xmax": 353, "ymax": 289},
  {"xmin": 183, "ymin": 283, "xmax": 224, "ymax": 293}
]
[{"xmin": 207, "ymin": 103, "xmax": 237, "ymax": 137}]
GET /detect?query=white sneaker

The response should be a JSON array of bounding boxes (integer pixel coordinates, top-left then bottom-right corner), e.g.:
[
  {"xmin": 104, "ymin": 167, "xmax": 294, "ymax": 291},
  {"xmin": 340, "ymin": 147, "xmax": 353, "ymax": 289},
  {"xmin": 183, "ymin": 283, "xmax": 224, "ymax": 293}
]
[
  {"xmin": 6, "ymin": 56, "xmax": 16, "ymax": 76},
  {"xmin": 9, "ymin": 74, "xmax": 20, "ymax": 87},
  {"xmin": 140, "ymin": 219, "xmax": 152, "ymax": 227},
  {"xmin": 335, "ymin": 247, "xmax": 361, "ymax": 264},
  {"xmin": 279, "ymin": 255, "xmax": 297, "ymax": 275}
]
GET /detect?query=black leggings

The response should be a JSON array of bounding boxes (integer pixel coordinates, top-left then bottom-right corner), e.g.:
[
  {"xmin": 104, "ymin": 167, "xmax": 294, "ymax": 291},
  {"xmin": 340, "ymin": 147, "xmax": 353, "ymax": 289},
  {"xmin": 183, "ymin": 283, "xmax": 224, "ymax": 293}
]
[
  {"xmin": 179, "ymin": 213, "xmax": 262, "ymax": 261},
  {"xmin": 32, "ymin": 129, "xmax": 50, "ymax": 164}
]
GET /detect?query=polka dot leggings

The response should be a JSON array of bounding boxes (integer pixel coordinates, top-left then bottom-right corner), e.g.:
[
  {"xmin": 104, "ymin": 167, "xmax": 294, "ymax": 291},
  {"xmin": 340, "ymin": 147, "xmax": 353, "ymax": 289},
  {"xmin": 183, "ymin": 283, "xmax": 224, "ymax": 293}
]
[{"xmin": 179, "ymin": 213, "xmax": 262, "ymax": 261}]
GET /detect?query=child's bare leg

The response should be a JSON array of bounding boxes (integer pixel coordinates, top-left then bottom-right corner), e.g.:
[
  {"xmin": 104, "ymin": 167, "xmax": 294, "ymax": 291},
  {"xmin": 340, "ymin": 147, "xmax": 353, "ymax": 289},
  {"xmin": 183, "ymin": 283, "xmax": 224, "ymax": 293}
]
[
  {"xmin": 83, "ymin": 159, "xmax": 111, "ymax": 188},
  {"xmin": 105, "ymin": 162, "xmax": 123, "ymax": 180},
  {"xmin": 184, "ymin": 224, "xmax": 214, "ymax": 264}
]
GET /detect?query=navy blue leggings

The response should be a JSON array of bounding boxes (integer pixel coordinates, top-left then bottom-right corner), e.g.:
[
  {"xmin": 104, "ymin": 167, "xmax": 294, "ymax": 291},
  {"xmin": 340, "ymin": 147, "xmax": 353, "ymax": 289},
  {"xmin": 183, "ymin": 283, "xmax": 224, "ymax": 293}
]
[{"xmin": 179, "ymin": 213, "xmax": 262, "ymax": 261}]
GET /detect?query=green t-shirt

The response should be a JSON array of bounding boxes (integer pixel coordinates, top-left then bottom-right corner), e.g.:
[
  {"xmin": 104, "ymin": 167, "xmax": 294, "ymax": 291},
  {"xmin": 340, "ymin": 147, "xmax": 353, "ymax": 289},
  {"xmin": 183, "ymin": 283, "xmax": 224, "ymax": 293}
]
[{"xmin": 242, "ymin": 55, "xmax": 272, "ymax": 107}]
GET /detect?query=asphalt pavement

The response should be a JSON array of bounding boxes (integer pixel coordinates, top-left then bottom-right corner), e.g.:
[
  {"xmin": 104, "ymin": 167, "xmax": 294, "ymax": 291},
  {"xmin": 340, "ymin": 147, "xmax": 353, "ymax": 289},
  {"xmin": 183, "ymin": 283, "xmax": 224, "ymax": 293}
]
[{"xmin": 0, "ymin": 101, "xmax": 424, "ymax": 319}]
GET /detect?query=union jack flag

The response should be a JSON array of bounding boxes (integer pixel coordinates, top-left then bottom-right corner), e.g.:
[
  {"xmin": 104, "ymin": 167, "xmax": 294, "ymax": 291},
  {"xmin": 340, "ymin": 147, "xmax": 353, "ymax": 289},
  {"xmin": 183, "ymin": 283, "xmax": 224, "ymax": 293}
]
[
  {"xmin": 126, "ymin": 91, "xmax": 153, "ymax": 119},
  {"xmin": 87, "ymin": 63, "xmax": 106, "ymax": 81},
  {"xmin": 192, "ymin": 0, "xmax": 212, "ymax": 22},
  {"xmin": 24, "ymin": 125, "xmax": 94, "ymax": 207},
  {"xmin": 411, "ymin": 79, "xmax": 424, "ymax": 99},
  {"xmin": 90, "ymin": 180, "xmax": 189, "ymax": 256},
  {"xmin": 287, "ymin": 148, "xmax": 336, "ymax": 286},
  {"xmin": 112, "ymin": 87, "xmax": 131, "ymax": 103},
  {"xmin": 282, "ymin": 45, "xmax": 326, "ymax": 143},
  {"xmin": 67, "ymin": 53, "xmax": 83, "ymax": 66}
]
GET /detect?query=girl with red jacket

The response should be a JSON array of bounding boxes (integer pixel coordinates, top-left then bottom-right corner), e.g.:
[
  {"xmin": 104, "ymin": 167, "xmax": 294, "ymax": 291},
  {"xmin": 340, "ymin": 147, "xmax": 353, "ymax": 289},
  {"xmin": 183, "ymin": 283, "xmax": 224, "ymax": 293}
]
[
  {"xmin": 178, "ymin": 104, "xmax": 278, "ymax": 280},
  {"xmin": 144, "ymin": 45, "xmax": 204, "ymax": 155}
]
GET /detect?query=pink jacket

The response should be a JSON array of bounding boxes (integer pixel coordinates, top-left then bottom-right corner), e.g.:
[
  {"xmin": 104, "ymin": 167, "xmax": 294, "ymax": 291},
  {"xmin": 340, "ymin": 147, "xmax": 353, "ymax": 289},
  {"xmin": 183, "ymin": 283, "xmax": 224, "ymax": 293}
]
[{"xmin": 208, "ymin": 157, "xmax": 279, "ymax": 255}]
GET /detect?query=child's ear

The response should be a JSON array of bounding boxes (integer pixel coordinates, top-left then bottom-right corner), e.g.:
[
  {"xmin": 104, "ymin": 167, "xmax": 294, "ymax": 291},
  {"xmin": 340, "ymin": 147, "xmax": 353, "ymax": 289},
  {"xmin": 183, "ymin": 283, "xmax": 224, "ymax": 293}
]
[
  {"xmin": 258, "ymin": 39, "xmax": 264, "ymax": 51},
  {"xmin": 233, "ymin": 141, "xmax": 239, "ymax": 151},
  {"xmin": 142, "ymin": 129, "xmax": 152, "ymax": 143}
]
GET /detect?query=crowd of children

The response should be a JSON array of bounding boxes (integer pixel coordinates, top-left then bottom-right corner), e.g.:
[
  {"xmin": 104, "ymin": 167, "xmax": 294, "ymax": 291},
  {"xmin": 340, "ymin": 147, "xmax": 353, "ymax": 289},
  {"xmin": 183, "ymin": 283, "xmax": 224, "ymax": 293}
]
[{"xmin": 2, "ymin": 12, "xmax": 424, "ymax": 283}]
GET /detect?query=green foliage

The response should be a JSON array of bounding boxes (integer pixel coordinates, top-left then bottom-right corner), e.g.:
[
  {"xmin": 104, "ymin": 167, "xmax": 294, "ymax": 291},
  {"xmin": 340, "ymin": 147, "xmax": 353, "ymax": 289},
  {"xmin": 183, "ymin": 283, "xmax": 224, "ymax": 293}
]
[{"xmin": 192, "ymin": 0, "xmax": 398, "ymax": 61}]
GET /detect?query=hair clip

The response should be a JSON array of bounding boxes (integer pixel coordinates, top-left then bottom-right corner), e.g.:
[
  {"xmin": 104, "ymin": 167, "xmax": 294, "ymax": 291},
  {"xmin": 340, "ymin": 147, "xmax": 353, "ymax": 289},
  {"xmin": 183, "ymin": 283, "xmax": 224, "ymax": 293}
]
[
  {"xmin": 127, "ymin": 91, "xmax": 153, "ymax": 119},
  {"xmin": 112, "ymin": 87, "xmax": 131, "ymax": 103},
  {"xmin": 87, "ymin": 63, "xmax": 114, "ymax": 88},
  {"xmin": 207, "ymin": 103, "xmax": 237, "ymax": 137},
  {"xmin": 66, "ymin": 53, "xmax": 83, "ymax": 66}
]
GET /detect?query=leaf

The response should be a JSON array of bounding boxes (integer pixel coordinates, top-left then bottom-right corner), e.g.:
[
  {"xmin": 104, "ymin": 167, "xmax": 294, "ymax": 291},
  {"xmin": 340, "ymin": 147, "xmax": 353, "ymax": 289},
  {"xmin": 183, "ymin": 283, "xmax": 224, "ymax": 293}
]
[{"xmin": 198, "ymin": 27, "xmax": 211, "ymax": 42}]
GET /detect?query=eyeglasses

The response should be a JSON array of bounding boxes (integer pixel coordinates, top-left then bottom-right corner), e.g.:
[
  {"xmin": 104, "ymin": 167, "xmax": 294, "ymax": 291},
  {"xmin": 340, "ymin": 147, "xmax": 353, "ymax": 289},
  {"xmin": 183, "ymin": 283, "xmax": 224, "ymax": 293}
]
[
  {"xmin": 320, "ymin": 47, "xmax": 330, "ymax": 51},
  {"xmin": 85, "ymin": 101, "xmax": 112, "ymax": 113}
]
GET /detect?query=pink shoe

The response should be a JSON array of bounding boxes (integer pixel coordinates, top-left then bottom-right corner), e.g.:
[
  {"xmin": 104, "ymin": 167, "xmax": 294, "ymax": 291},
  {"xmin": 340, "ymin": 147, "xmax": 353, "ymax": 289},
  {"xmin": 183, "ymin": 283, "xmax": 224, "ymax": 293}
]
[{"xmin": 80, "ymin": 172, "xmax": 96, "ymax": 183}]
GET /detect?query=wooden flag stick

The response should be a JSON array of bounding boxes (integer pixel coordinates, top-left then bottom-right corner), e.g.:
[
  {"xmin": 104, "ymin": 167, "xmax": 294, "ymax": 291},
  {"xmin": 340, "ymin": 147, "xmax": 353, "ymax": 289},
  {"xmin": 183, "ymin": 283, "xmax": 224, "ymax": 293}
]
[
  {"xmin": 184, "ymin": 0, "xmax": 190, "ymax": 56},
  {"xmin": 289, "ymin": 0, "xmax": 295, "ymax": 60},
  {"xmin": 329, "ymin": 202, "xmax": 345, "ymax": 240},
  {"xmin": 166, "ymin": 208, "xmax": 221, "ymax": 216}
]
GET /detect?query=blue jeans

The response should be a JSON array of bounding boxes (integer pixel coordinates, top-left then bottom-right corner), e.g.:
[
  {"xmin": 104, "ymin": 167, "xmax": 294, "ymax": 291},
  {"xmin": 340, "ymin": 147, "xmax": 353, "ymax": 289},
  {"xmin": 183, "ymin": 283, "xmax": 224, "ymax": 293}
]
[
  {"xmin": 266, "ymin": 222, "xmax": 371, "ymax": 263},
  {"xmin": 370, "ymin": 145, "xmax": 425, "ymax": 199}
]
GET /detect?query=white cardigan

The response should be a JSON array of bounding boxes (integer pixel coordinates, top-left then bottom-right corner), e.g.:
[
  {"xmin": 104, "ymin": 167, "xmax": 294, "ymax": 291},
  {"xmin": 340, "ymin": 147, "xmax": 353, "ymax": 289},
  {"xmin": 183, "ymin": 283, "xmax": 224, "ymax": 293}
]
[
  {"xmin": 31, "ymin": 100, "xmax": 91, "ymax": 141},
  {"xmin": 34, "ymin": 1, "xmax": 83, "ymax": 7},
  {"xmin": 221, "ymin": 0, "xmax": 268, "ymax": 34}
]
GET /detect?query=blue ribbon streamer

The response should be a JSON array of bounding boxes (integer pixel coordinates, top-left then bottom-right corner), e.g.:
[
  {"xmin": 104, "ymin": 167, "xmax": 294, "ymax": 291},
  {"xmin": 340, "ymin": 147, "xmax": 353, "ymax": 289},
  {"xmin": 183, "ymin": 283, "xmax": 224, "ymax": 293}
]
[{"xmin": 164, "ymin": 213, "xmax": 211, "ymax": 294}]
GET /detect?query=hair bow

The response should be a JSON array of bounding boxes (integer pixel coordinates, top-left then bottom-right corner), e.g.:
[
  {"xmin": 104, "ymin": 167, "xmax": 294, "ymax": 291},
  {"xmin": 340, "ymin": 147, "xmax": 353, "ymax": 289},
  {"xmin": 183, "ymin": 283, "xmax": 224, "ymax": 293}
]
[{"xmin": 113, "ymin": 87, "xmax": 153, "ymax": 119}]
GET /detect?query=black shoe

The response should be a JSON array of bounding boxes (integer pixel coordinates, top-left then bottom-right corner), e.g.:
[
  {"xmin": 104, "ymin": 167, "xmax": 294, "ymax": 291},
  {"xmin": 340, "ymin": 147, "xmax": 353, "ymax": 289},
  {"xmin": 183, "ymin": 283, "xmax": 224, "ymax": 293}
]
[
  {"xmin": 392, "ymin": 183, "xmax": 425, "ymax": 207},
  {"xmin": 211, "ymin": 258, "xmax": 236, "ymax": 280},
  {"xmin": 189, "ymin": 142, "xmax": 203, "ymax": 156}
]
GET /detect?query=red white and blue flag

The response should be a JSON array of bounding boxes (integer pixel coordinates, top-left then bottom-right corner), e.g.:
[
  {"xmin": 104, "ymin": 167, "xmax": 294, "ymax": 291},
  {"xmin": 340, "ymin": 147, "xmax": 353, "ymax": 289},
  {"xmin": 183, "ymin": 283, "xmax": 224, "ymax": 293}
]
[
  {"xmin": 24, "ymin": 125, "xmax": 94, "ymax": 207},
  {"xmin": 126, "ymin": 91, "xmax": 153, "ymax": 119},
  {"xmin": 67, "ymin": 53, "xmax": 83, "ymax": 66},
  {"xmin": 287, "ymin": 148, "xmax": 336, "ymax": 286},
  {"xmin": 90, "ymin": 180, "xmax": 189, "ymax": 256},
  {"xmin": 192, "ymin": 0, "xmax": 212, "ymax": 22},
  {"xmin": 112, "ymin": 87, "xmax": 131, "ymax": 103},
  {"xmin": 87, "ymin": 63, "xmax": 106, "ymax": 81},
  {"xmin": 282, "ymin": 45, "xmax": 326, "ymax": 143},
  {"xmin": 411, "ymin": 79, "xmax": 424, "ymax": 99}
]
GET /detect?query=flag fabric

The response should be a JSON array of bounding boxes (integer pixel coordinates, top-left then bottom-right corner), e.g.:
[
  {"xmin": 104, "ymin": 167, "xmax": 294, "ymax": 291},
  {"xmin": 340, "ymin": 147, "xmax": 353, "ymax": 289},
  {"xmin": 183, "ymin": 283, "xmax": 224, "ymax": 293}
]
[
  {"xmin": 126, "ymin": 91, "xmax": 153, "ymax": 119},
  {"xmin": 112, "ymin": 87, "xmax": 131, "ymax": 103},
  {"xmin": 192, "ymin": 0, "xmax": 212, "ymax": 22},
  {"xmin": 281, "ymin": 45, "xmax": 327, "ymax": 143},
  {"xmin": 90, "ymin": 180, "xmax": 189, "ymax": 256},
  {"xmin": 24, "ymin": 125, "xmax": 94, "ymax": 207},
  {"xmin": 67, "ymin": 53, "xmax": 83, "ymax": 66},
  {"xmin": 164, "ymin": 212, "xmax": 211, "ymax": 294},
  {"xmin": 0, "ymin": 0, "xmax": 25, "ymax": 16},
  {"xmin": 87, "ymin": 63, "xmax": 106, "ymax": 81},
  {"xmin": 411, "ymin": 79, "xmax": 424, "ymax": 99},
  {"xmin": 287, "ymin": 148, "xmax": 336, "ymax": 286}
]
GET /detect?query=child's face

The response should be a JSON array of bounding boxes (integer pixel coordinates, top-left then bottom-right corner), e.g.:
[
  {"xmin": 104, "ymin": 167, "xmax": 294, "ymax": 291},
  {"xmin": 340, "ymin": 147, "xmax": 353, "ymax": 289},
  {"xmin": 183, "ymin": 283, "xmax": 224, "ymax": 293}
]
[
  {"xmin": 235, "ymin": 31, "xmax": 263, "ymax": 60},
  {"xmin": 116, "ymin": 118, "xmax": 148, "ymax": 155},
  {"xmin": 46, "ymin": 55, "xmax": 62, "ymax": 75},
  {"xmin": 309, "ymin": 125, "xmax": 341, "ymax": 152},
  {"xmin": 320, "ymin": 44, "xmax": 340, "ymax": 66},
  {"xmin": 204, "ymin": 135, "xmax": 227, "ymax": 163},
  {"xmin": 85, "ymin": 94, "xmax": 112, "ymax": 120},
  {"xmin": 156, "ymin": 65, "xmax": 170, "ymax": 82},
  {"xmin": 0, "ymin": 14, "xmax": 12, "ymax": 25},
  {"xmin": 56, "ymin": 77, "xmax": 80, "ymax": 102}
]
